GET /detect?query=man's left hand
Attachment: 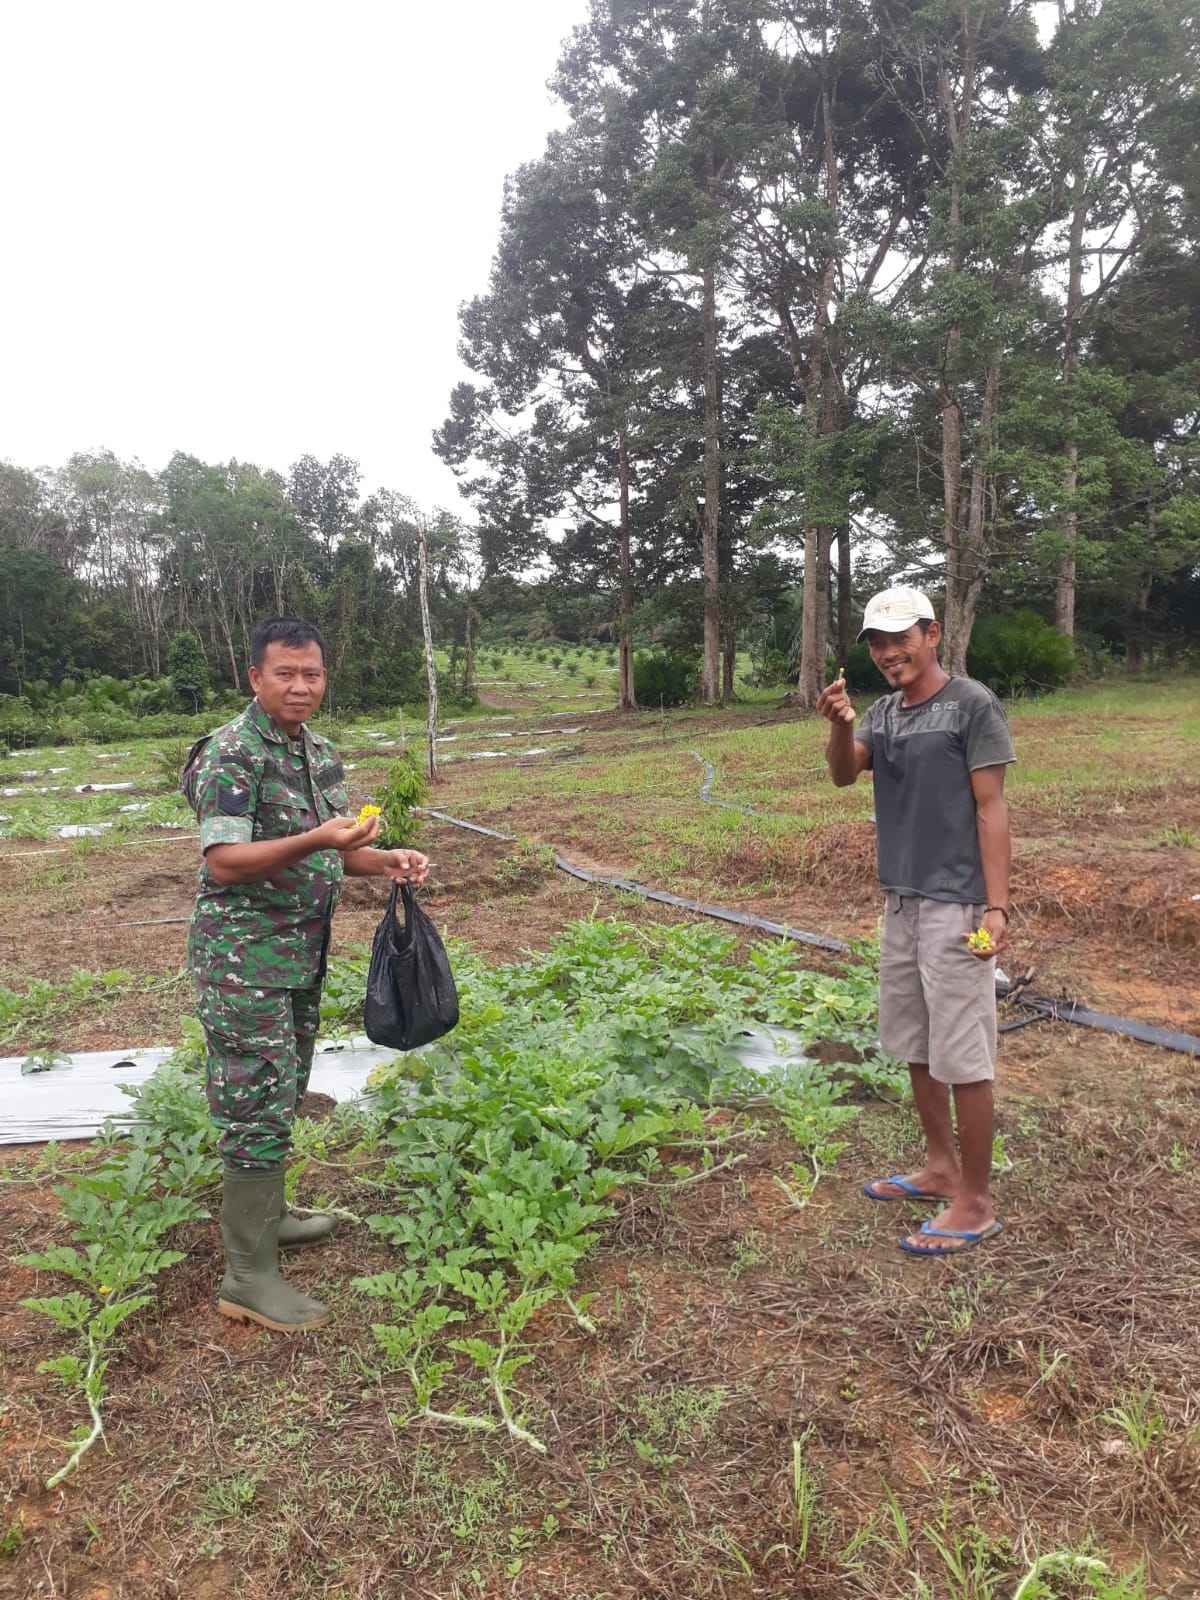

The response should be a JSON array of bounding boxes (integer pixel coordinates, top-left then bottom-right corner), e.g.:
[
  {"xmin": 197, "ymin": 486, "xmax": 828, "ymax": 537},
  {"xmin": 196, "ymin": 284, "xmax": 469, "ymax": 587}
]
[
  {"xmin": 963, "ymin": 907, "xmax": 1009, "ymax": 960},
  {"xmin": 379, "ymin": 849, "xmax": 431, "ymax": 886}
]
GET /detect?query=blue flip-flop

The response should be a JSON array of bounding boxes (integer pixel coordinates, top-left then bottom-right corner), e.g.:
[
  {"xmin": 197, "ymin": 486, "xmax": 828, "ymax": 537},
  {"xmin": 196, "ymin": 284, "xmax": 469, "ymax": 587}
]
[
  {"xmin": 863, "ymin": 1174, "xmax": 951, "ymax": 1203},
  {"xmin": 898, "ymin": 1220, "xmax": 1003, "ymax": 1257}
]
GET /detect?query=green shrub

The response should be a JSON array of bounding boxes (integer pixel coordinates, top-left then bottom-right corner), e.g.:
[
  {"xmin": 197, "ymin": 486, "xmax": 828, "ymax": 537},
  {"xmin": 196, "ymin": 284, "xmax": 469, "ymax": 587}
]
[
  {"xmin": 84, "ymin": 710, "xmax": 217, "ymax": 742},
  {"xmin": 748, "ymin": 645, "xmax": 793, "ymax": 688},
  {"xmin": 127, "ymin": 678, "xmax": 177, "ymax": 715},
  {"xmin": 167, "ymin": 632, "xmax": 210, "ymax": 713},
  {"xmin": 435, "ymin": 670, "xmax": 477, "ymax": 714},
  {"xmin": 0, "ymin": 675, "xmax": 228, "ymax": 749},
  {"xmin": 842, "ymin": 642, "xmax": 877, "ymax": 693},
  {"xmin": 151, "ymin": 738, "xmax": 193, "ymax": 790},
  {"xmin": 0, "ymin": 695, "xmax": 40, "ymax": 751},
  {"xmin": 748, "ymin": 616, "xmax": 800, "ymax": 687},
  {"xmin": 966, "ymin": 610, "xmax": 1075, "ymax": 697},
  {"xmin": 633, "ymin": 649, "xmax": 699, "ymax": 708}
]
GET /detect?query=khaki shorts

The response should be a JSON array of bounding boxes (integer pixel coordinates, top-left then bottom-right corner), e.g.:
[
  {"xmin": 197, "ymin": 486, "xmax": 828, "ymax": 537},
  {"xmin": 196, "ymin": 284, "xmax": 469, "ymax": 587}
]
[{"xmin": 878, "ymin": 894, "xmax": 996, "ymax": 1085}]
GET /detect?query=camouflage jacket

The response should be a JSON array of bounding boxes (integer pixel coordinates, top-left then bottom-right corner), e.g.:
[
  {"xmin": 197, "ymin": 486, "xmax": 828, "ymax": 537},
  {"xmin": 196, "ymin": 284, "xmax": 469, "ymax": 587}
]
[{"xmin": 182, "ymin": 699, "xmax": 350, "ymax": 990}]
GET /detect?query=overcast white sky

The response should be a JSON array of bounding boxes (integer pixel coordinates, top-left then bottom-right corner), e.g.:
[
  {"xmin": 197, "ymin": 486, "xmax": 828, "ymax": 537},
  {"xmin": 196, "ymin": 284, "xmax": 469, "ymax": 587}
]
[{"xmin": 1, "ymin": 0, "xmax": 591, "ymax": 510}]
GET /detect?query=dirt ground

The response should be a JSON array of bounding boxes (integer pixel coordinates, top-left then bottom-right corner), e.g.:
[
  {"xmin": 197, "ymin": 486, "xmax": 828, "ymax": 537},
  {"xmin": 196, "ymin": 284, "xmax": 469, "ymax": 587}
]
[
  {"xmin": 1, "ymin": 700, "xmax": 1199, "ymax": 1598},
  {"xmin": 2, "ymin": 726, "xmax": 1196, "ymax": 1048}
]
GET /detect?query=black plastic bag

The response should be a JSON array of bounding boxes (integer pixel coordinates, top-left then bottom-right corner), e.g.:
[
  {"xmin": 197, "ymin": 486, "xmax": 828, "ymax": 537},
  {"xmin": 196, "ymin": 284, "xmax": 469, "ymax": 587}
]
[{"xmin": 363, "ymin": 882, "xmax": 459, "ymax": 1051}]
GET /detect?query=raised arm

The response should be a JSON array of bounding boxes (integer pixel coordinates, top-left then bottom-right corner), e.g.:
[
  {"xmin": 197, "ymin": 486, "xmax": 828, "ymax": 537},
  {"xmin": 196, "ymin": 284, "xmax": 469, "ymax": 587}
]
[{"xmin": 815, "ymin": 678, "xmax": 871, "ymax": 787}]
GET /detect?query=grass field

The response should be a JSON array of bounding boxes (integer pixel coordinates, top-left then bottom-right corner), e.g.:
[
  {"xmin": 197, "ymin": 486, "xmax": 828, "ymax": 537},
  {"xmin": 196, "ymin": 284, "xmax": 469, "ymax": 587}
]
[{"xmin": 1, "ymin": 666, "xmax": 1199, "ymax": 1599}]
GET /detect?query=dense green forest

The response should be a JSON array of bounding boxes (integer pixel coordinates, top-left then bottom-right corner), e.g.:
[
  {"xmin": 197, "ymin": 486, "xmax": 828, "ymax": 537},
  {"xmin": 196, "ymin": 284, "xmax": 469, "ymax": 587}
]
[
  {"xmin": 2, "ymin": 0, "xmax": 1198, "ymax": 717},
  {"xmin": 0, "ymin": 451, "xmax": 459, "ymax": 713}
]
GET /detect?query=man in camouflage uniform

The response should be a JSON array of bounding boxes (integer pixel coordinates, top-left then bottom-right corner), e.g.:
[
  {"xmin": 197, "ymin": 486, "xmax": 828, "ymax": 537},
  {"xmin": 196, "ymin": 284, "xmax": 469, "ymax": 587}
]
[{"xmin": 184, "ymin": 617, "xmax": 428, "ymax": 1332}]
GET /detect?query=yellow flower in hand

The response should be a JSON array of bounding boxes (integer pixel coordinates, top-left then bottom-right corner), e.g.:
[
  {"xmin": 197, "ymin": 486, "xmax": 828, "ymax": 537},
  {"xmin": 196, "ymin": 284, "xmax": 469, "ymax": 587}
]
[{"xmin": 357, "ymin": 804, "xmax": 381, "ymax": 826}]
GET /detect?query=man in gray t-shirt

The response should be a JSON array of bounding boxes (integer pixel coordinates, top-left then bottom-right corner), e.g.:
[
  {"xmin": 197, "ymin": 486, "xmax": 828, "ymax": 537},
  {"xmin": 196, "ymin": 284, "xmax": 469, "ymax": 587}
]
[{"xmin": 816, "ymin": 586, "xmax": 1015, "ymax": 1258}]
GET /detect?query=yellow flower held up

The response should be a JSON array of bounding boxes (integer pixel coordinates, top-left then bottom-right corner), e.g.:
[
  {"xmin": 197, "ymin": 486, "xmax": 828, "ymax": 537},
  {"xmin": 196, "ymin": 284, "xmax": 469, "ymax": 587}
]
[{"xmin": 357, "ymin": 804, "xmax": 381, "ymax": 826}]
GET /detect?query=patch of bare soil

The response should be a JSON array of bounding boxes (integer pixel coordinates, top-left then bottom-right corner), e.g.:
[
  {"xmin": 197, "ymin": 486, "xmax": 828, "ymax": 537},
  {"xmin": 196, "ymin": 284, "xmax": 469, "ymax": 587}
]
[
  {"xmin": 0, "ymin": 835, "xmax": 197, "ymax": 982},
  {"xmin": 2, "ymin": 1043, "xmax": 1199, "ymax": 1598}
]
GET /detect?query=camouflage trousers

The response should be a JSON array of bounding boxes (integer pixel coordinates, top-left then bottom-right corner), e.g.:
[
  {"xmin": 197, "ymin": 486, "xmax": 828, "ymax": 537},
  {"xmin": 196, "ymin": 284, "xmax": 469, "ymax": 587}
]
[{"xmin": 194, "ymin": 978, "xmax": 323, "ymax": 1169}]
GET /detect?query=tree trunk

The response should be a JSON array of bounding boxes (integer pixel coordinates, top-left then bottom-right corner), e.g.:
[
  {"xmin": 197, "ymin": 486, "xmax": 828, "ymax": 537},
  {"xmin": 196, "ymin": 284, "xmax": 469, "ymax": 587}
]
[
  {"xmin": 218, "ymin": 616, "xmax": 241, "ymax": 695},
  {"xmin": 836, "ymin": 527, "xmax": 852, "ymax": 668},
  {"xmin": 721, "ymin": 624, "xmax": 736, "ymax": 702},
  {"xmin": 1125, "ymin": 571, "xmax": 1152, "ymax": 672},
  {"xmin": 937, "ymin": 4, "xmax": 978, "ymax": 676},
  {"xmin": 796, "ymin": 327, "xmax": 836, "ymax": 705},
  {"xmin": 272, "ymin": 550, "xmax": 287, "ymax": 618},
  {"xmin": 146, "ymin": 590, "xmax": 162, "ymax": 678},
  {"xmin": 204, "ymin": 607, "xmax": 222, "ymax": 683},
  {"xmin": 699, "ymin": 261, "xmax": 721, "ymax": 705},
  {"xmin": 1056, "ymin": 439, "xmax": 1079, "ymax": 638},
  {"xmin": 1125, "ymin": 519, "xmax": 1154, "ymax": 671},
  {"xmin": 1055, "ymin": 187, "xmax": 1087, "ymax": 637},
  {"xmin": 796, "ymin": 53, "xmax": 840, "ymax": 708},
  {"xmin": 940, "ymin": 337, "xmax": 966, "ymax": 662},
  {"xmin": 418, "ymin": 519, "xmax": 438, "ymax": 782},
  {"xmin": 797, "ymin": 526, "xmax": 833, "ymax": 705},
  {"xmin": 617, "ymin": 428, "xmax": 637, "ymax": 710},
  {"xmin": 943, "ymin": 356, "xmax": 999, "ymax": 673},
  {"xmin": 209, "ymin": 560, "xmax": 242, "ymax": 694},
  {"xmin": 463, "ymin": 597, "xmax": 476, "ymax": 700}
]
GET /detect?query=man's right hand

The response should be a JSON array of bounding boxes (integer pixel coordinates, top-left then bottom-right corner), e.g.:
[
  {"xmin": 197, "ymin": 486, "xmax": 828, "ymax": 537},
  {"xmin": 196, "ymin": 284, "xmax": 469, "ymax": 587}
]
[
  {"xmin": 311, "ymin": 814, "xmax": 381, "ymax": 853},
  {"xmin": 816, "ymin": 677, "xmax": 856, "ymax": 726}
]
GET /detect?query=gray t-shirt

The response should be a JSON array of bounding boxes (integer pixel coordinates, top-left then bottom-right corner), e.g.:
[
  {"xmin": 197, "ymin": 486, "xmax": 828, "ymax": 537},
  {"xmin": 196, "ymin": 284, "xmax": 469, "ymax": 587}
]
[{"xmin": 855, "ymin": 675, "xmax": 1015, "ymax": 903}]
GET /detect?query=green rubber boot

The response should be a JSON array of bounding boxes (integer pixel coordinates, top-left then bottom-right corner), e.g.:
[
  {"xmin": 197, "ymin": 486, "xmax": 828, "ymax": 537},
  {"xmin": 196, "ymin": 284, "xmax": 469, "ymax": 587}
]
[
  {"xmin": 278, "ymin": 1199, "xmax": 338, "ymax": 1249},
  {"xmin": 218, "ymin": 1164, "xmax": 331, "ymax": 1332}
]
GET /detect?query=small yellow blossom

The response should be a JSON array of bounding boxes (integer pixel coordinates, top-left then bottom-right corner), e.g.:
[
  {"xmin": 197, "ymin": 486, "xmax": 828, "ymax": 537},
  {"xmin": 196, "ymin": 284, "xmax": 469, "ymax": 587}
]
[{"xmin": 357, "ymin": 804, "xmax": 381, "ymax": 825}]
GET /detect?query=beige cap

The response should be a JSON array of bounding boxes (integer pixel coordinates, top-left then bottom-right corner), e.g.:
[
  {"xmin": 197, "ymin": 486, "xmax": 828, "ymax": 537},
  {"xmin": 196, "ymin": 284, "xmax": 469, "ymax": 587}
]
[{"xmin": 856, "ymin": 586, "xmax": 936, "ymax": 642}]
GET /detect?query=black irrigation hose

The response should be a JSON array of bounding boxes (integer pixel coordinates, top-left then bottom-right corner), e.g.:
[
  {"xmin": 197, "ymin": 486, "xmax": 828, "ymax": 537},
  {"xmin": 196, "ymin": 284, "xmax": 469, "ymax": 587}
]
[
  {"xmin": 418, "ymin": 803, "xmax": 1200, "ymax": 1059},
  {"xmin": 1007, "ymin": 995, "xmax": 1200, "ymax": 1057},
  {"xmin": 690, "ymin": 751, "xmax": 876, "ymax": 828},
  {"xmin": 996, "ymin": 1012, "xmax": 1051, "ymax": 1035},
  {"xmin": 419, "ymin": 806, "xmax": 849, "ymax": 955},
  {"xmin": 690, "ymin": 752, "xmax": 779, "ymax": 820},
  {"xmin": 551, "ymin": 855, "xmax": 851, "ymax": 953},
  {"xmin": 419, "ymin": 808, "xmax": 516, "ymax": 842}
]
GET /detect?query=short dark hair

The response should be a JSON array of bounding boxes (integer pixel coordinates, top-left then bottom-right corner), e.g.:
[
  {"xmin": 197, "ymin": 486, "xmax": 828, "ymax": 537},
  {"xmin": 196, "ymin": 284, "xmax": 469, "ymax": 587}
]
[{"xmin": 250, "ymin": 618, "xmax": 327, "ymax": 668}]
